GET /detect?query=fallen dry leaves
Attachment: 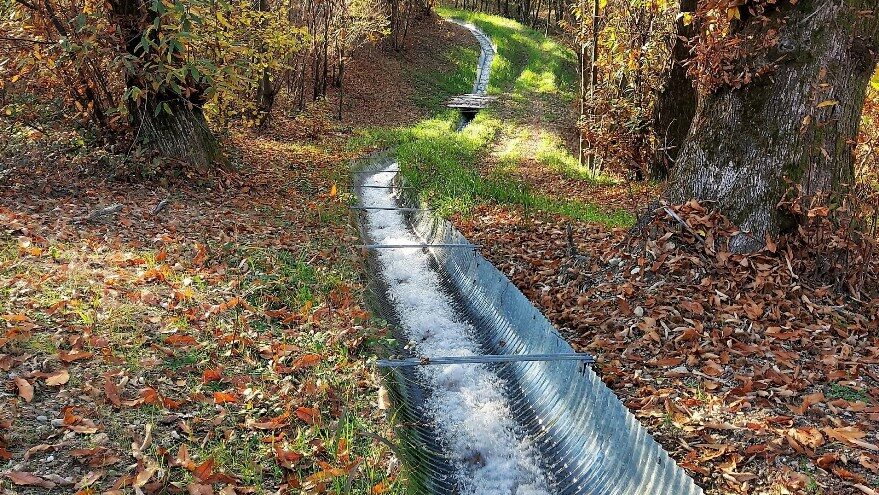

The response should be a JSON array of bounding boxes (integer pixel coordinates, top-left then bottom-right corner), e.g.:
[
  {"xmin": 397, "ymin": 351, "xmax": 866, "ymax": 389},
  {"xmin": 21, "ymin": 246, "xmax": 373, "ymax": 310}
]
[
  {"xmin": 6, "ymin": 470, "xmax": 56, "ymax": 488},
  {"xmin": 0, "ymin": 89, "xmax": 407, "ymax": 492},
  {"xmin": 457, "ymin": 200, "xmax": 879, "ymax": 495}
]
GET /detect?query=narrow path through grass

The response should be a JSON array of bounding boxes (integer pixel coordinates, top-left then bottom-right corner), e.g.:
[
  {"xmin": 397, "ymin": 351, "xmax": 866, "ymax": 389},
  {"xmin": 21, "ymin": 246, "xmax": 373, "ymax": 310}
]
[{"xmin": 354, "ymin": 8, "xmax": 634, "ymax": 228}]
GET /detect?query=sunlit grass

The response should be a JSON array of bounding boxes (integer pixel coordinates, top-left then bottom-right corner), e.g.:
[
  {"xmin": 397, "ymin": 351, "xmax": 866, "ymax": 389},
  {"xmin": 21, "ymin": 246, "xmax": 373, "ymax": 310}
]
[
  {"xmin": 435, "ymin": 7, "xmax": 576, "ymax": 98},
  {"xmin": 533, "ymin": 134, "xmax": 619, "ymax": 184},
  {"xmin": 412, "ymin": 44, "xmax": 479, "ymax": 109},
  {"xmin": 354, "ymin": 111, "xmax": 633, "ymax": 226},
  {"xmin": 353, "ymin": 10, "xmax": 633, "ymax": 227}
]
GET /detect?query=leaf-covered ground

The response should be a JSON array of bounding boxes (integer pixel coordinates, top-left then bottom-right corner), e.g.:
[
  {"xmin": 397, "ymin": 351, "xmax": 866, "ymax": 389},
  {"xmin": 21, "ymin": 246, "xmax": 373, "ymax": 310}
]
[
  {"xmin": 455, "ymin": 202, "xmax": 879, "ymax": 495},
  {"xmin": 355, "ymin": 9, "xmax": 879, "ymax": 495},
  {"xmin": 0, "ymin": 115, "xmax": 402, "ymax": 493},
  {"xmin": 0, "ymin": 15, "xmax": 475, "ymax": 493},
  {"xmin": 4, "ymin": 8, "xmax": 878, "ymax": 495}
]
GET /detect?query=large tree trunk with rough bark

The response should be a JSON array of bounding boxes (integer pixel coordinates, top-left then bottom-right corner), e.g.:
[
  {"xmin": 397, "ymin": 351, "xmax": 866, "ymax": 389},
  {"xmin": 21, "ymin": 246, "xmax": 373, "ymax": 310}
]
[
  {"xmin": 134, "ymin": 97, "xmax": 225, "ymax": 169},
  {"xmin": 108, "ymin": 0, "xmax": 226, "ymax": 170},
  {"xmin": 669, "ymin": 0, "xmax": 879, "ymax": 252},
  {"xmin": 651, "ymin": 0, "xmax": 696, "ymax": 180}
]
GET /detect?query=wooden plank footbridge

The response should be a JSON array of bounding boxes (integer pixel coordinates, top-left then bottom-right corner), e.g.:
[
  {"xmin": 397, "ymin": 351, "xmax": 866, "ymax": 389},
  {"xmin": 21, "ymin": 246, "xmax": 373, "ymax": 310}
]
[{"xmin": 446, "ymin": 93, "xmax": 497, "ymax": 109}]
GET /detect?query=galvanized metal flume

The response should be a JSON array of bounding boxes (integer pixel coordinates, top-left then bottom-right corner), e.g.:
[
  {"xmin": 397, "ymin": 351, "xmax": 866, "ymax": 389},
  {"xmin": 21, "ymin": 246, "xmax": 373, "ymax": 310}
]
[{"xmin": 351, "ymin": 19, "xmax": 704, "ymax": 495}]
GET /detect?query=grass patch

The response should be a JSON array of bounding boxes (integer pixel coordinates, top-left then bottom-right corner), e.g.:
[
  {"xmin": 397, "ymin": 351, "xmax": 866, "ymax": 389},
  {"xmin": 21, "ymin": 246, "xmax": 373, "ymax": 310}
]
[
  {"xmin": 435, "ymin": 7, "xmax": 576, "ymax": 99},
  {"xmin": 411, "ymin": 44, "xmax": 479, "ymax": 109},
  {"xmin": 826, "ymin": 383, "xmax": 871, "ymax": 403},
  {"xmin": 355, "ymin": 111, "xmax": 633, "ymax": 226},
  {"xmin": 354, "ymin": 8, "xmax": 631, "ymax": 227},
  {"xmin": 532, "ymin": 134, "xmax": 618, "ymax": 184}
]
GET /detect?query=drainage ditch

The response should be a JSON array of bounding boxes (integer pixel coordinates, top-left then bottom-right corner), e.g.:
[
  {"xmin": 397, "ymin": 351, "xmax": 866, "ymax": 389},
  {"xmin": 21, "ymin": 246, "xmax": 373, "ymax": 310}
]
[
  {"xmin": 449, "ymin": 19, "xmax": 494, "ymax": 130},
  {"xmin": 352, "ymin": 20, "xmax": 704, "ymax": 495}
]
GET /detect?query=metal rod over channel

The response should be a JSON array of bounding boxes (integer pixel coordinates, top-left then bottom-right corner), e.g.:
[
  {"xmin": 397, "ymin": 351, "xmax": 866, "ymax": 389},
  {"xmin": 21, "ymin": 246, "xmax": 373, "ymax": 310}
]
[
  {"xmin": 377, "ymin": 353, "xmax": 595, "ymax": 368},
  {"xmin": 350, "ymin": 206, "xmax": 432, "ymax": 212},
  {"xmin": 356, "ymin": 243, "xmax": 480, "ymax": 249}
]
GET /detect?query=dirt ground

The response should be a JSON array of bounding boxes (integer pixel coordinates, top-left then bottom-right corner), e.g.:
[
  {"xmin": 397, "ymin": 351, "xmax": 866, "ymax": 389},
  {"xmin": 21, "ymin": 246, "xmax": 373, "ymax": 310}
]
[
  {"xmin": 0, "ymin": 14, "xmax": 477, "ymax": 495},
  {"xmin": 4, "ymin": 10, "xmax": 878, "ymax": 495}
]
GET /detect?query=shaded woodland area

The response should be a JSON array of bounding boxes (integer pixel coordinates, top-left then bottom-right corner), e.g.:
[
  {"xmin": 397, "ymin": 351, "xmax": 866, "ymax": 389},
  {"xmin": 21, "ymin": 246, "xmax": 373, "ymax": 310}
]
[
  {"xmin": 2, "ymin": 0, "xmax": 879, "ymax": 494},
  {"xmin": 1, "ymin": 0, "xmax": 426, "ymax": 166}
]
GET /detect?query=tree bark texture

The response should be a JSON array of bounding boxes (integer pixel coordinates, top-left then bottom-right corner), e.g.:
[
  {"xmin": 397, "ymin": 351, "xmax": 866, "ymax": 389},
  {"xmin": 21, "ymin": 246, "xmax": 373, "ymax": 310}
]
[
  {"xmin": 135, "ymin": 98, "xmax": 226, "ymax": 170},
  {"xmin": 669, "ymin": 0, "xmax": 879, "ymax": 251},
  {"xmin": 108, "ymin": 0, "xmax": 226, "ymax": 170},
  {"xmin": 651, "ymin": 0, "xmax": 696, "ymax": 180}
]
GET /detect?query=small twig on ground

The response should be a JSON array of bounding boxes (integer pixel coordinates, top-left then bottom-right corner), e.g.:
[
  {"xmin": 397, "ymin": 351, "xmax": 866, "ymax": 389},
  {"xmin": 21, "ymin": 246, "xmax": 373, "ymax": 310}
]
[
  {"xmin": 690, "ymin": 370, "xmax": 732, "ymax": 386},
  {"xmin": 151, "ymin": 197, "xmax": 171, "ymax": 215},
  {"xmin": 85, "ymin": 203, "xmax": 123, "ymax": 223},
  {"xmin": 661, "ymin": 204, "xmax": 705, "ymax": 245}
]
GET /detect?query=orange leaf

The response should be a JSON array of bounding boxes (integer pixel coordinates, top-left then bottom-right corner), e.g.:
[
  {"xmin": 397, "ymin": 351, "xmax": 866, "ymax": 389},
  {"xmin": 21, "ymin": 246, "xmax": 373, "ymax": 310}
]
[
  {"xmin": 251, "ymin": 411, "xmax": 290, "ymax": 430},
  {"xmin": 647, "ymin": 357, "xmax": 683, "ymax": 367},
  {"xmin": 372, "ymin": 481, "xmax": 391, "ymax": 494},
  {"xmin": 193, "ymin": 458, "xmax": 215, "ymax": 481},
  {"xmin": 58, "ymin": 349, "xmax": 93, "ymax": 363},
  {"xmin": 162, "ymin": 395, "xmax": 185, "ymax": 410},
  {"xmin": 213, "ymin": 391, "xmax": 238, "ymax": 405},
  {"xmin": 104, "ymin": 375, "xmax": 121, "ymax": 407},
  {"xmin": 816, "ymin": 453, "xmax": 838, "ymax": 469},
  {"xmin": 14, "ymin": 377, "xmax": 33, "ymax": 402},
  {"xmin": 274, "ymin": 444, "xmax": 303, "ymax": 469},
  {"xmin": 44, "ymin": 369, "xmax": 70, "ymax": 386},
  {"xmin": 295, "ymin": 406, "xmax": 319, "ymax": 424},
  {"xmin": 140, "ymin": 387, "xmax": 160, "ymax": 405},
  {"xmin": 305, "ymin": 467, "xmax": 347, "ymax": 483},
  {"xmin": 202, "ymin": 368, "xmax": 222, "ymax": 383},
  {"xmin": 293, "ymin": 353, "xmax": 322, "ymax": 369},
  {"xmin": 832, "ymin": 465, "xmax": 865, "ymax": 483}
]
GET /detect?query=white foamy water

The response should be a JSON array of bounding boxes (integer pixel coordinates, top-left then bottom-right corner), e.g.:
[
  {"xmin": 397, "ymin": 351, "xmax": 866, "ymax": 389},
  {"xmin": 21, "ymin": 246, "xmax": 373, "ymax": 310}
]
[{"xmin": 362, "ymin": 163, "xmax": 551, "ymax": 495}]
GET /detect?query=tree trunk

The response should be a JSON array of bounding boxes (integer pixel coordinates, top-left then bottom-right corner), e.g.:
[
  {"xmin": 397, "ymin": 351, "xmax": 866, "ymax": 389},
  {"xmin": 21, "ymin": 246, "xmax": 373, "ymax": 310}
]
[
  {"xmin": 669, "ymin": 0, "xmax": 879, "ymax": 251},
  {"xmin": 586, "ymin": 0, "xmax": 599, "ymax": 172},
  {"xmin": 651, "ymin": 0, "xmax": 696, "ymax": 181},
  {"xmin": 577, "ymin": 0, "xmax": 586, "ymax": 169},
  {"xmin": 255, "ymin": 0, "xmax": 275, "ymax": 124},
  {"xmin": 135, "ymin": 98, "xmax": 226, "ymax": 170},
  {"xmin": 337, "ymin": 46, "xmax": 345, "ymax": 121},
  {"xmin": 108, "ymin": 0, "xmax": 226, "ymax": 170}
]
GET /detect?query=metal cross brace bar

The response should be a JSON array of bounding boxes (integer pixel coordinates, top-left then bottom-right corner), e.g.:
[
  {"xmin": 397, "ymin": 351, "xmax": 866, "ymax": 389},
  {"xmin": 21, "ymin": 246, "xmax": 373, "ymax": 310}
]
[
  {"xmin": 356, "ymin": 243, "xmax": 479, "ymax": 249},
  {"xmin": 350, "ymin": 206, "xmax": 432, "ymax": 212},
  {"xmin": 359, "ymin": 185, "xmax": 414, "ymax": 190},
  {"xmin": 376, "ymin": 353, "xmax": 595, "ymax": 368}
]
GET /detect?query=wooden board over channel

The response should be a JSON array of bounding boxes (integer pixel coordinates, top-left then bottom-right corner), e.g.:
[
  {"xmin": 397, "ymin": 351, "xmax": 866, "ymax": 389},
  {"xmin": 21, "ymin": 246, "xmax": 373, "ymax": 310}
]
[{"xmin": 446, "ymin": 93, "xmax": 497, "ymax": 109}]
